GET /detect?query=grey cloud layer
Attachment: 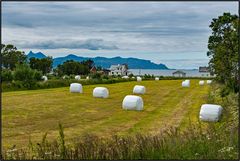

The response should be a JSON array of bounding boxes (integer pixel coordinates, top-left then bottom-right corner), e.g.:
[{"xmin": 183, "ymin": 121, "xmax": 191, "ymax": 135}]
[
  {"xmin": 15, "ymin": 39, "xmax": 118, "ymax": 50},
  {"xmin": 2, "ymin": 2, "xmax": 238, "ymax": 67}
]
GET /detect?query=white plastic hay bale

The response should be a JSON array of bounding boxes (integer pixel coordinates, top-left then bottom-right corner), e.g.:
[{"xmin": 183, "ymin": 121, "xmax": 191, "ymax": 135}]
[
  {"xmin": 122, "ymin": 76, "xmax": 129, "ymax": 79},
  {"xmin": 42, "ymin": 75, "xmax": 48, "ymax": 82},
  {"xmin": 133, "ymin": 85, "xmax": 146, "ymax": 94},
  {"xmin": 122, "ymin": 95, "xmax": 143, "ymax": 111},
  {"xmin": 75, "ymin": 75, "xmax": 81, "ymax": 80},
  {"xmin": 185, "ymin": 79, "xmax": 190, "ymax": 83},
  {"xmin": 207, "ymin": 80, "xmax": 212, "ymax": 84},
  {"xmin": 93, "ymin": 87, "xmax": 109, "ymax": 98},
  {"xmin": 70, "ymin": 83, "xmax": 83, "ymax": 93},
  {"xmin": 155, "ymin": 77, "xmax": 159, "ymax": 81},
  {"xmin": 199, "ymin": 80, "xmax": 204, "ymax": 85},
  {"xmin": 182, "ymin": 80, "xmax": 190, "ymax": 87},
  {"xmin": 199, "ymin": 104, "xmax": 223, "ymax": 122},
  {"xmin": 137, "ymin": 76, "xmax": 142, "ymax": 82}
]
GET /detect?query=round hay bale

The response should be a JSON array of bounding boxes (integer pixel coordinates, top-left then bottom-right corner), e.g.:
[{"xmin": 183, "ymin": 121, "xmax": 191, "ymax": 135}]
[
  {"xmin": 199, "ymin": 80, "xmax": 204, "ymax": 85},
  {"xmin": 185, "ymin": 79, "xmax": 190, "ymax": 83},
  {"xmin": 199, "ymin": 104, "xmax": 223, "ymax": 122},
  {"xmin": 75, "ymin": 75, "xmax": 81, "ymax": 80},
  {"xmin": 207, "ymin": 80, "xmax": 212, "ymax": 84},
  {"xmin": 93, "ymin": 87, "xmax": 109, "ymax": 98},
  {"xmin": 122, "ymin": 76, "xmax": 129, "ymax": 79},
  {"xmin": 42, "ymin": 75, "xmax": 48, "ymax": 82},
  {"xmin": 133, "ymin": 85, "xmax": 146, "ymax": 94},
  {"xmin": 122, "ymin": 95, "xmax": 143, "ymax": 111},
  {"xmin": 155, "ymin": 77, "xmax": 159, "ymax": 81},
  {"xmin": 182, "ymin": 80, "xmax": 190, "ymax": 87},
  {"xmin": 70, "ymin": 83, "xmax": 83, "ymax": 93},
  {"xmin": 137, "ymin": 76, "xmax": 142, "ymax": 82}
]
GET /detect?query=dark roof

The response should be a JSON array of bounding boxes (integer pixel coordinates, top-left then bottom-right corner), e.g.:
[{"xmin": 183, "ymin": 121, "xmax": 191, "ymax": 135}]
[
  {"xmin": 199, "ymin": 66, "xmax": 210, "ymax": 72},
  {"xmin": 172, "ymin": 70, "xmax": 186, "ymax": 74}
]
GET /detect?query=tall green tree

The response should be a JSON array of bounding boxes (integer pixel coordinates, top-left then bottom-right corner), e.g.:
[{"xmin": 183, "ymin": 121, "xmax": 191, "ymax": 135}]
[
  {"xmin": 56, "ymin": 60, "xmax": 89, "ymax": 76},
  {"xmin": 1, "ymin": 44, "xmax": 27, "ymax": 70},
  {"xmin": 207, "ymin": 13, "xmax": 239, "ymax": 92},
  {"xmin": 29, "ymin": 57, "xmax": 53, "ymax": 74}
]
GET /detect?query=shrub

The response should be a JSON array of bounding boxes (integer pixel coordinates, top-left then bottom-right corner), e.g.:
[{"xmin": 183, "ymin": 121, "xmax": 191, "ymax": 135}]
[
  {"xmin": 1, "ymin": 69, "xmax": 13, "ymax": 82},
  {"xmin": 13, "ymin": 64, "xmax": 42, "ymax": 89}
]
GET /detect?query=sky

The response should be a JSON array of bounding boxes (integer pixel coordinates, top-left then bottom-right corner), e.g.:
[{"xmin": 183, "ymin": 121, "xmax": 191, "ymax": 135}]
[{"xmin": 2, "ymin": 2, "xmax": 238, "ymax": 69}]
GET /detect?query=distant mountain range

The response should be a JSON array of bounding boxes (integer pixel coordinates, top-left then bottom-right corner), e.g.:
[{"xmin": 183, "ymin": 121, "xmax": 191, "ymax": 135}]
[{"xmin": 27, "ymin": 51, "xmax": 169, "ymax": 69}]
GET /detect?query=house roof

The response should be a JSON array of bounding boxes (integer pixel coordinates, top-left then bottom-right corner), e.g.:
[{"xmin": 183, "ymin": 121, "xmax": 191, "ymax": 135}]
[
  {"xmin": 199, "ymin": 66, "xmax": 210, "ymax": 72},
  {"xmin": 172, "ymin": 70, "xmax": 186, "ymax": 74}
]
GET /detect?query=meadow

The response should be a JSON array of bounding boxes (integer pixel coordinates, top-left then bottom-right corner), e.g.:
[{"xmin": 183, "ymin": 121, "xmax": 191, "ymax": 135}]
[{"xmin": 2, "ymin": 79, "xmax": 210, "ymax": 149}]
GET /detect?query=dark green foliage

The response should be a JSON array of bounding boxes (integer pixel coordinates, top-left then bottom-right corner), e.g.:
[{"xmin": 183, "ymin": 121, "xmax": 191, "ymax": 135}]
[
  {"xmin": 13, "ymin": 64, "xmax": 42, "ymax": 89},
  {"xmin": 1, "ymin": 69, "xmax": 13, "ymax": 82},
  {"xmin": 56, "ymin": 60, "xmax": 89, "ymax": 76},
  {"xmin": 207, "ymin": 13, "xmax": 239, "ymax": 92},
  {"xmin": 29, "ymin": 57, "xmax": 53, "ymax": 74},
  {"xmin": 90, "ymin": 73, "xmax": 101, "ymax": 79},
  {"xmin": 1, "ymin": 44, "xmax": 27, "ymax": 70}
]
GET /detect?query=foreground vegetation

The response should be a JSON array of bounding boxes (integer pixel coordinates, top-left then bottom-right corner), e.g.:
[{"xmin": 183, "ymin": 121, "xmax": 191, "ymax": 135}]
[{"xmin": 2, "ymin": 82, "xmax": 238, "ymax": 160}]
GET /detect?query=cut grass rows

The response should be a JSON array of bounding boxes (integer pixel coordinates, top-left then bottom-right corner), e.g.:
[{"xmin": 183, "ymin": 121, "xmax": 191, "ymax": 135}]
[{"xmin": 2, "ymin": 79, "xmax": 210, "ymax": 149}]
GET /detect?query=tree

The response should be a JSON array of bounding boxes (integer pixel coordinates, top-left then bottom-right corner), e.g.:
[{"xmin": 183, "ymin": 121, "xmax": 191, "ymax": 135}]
[
  {"xmin": 13, "ymin": 63, "xmax": 43, "ymax": 88},
  {"xmin": 207, "ymin": 12, "xmax": 239, "ymax": 92},
  {"xmin": 56, "ymin": 60, "xmax": 90, "ymax": 76},
  {"xmin": 1, "ymin": 44, "xmax": 27, "ymax": 70},
  {"xmin": 29, "ymin": 57, "xmax": 53, "ymax": 74}
]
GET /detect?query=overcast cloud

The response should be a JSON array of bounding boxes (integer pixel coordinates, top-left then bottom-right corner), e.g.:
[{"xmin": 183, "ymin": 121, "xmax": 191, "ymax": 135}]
[{"xmin": 2, "ymin": 2, "xmax": 238, "ymax": 69}]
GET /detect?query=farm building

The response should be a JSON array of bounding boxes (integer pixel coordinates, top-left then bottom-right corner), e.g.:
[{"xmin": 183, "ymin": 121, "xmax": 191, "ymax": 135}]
[
  {"xmin": 172, "ymin": 70, "xmax": 186, "ymax": 77},
  {"xmin": 109, "ymin": 64, "xmax": 130, "ymax": 76},
  {"xmin": 199, "ymin": 66, "xmax": 212, "ymax": 77}
]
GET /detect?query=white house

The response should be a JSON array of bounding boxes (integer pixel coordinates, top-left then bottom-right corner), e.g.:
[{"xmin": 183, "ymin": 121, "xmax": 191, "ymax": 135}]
[
  {"xmin": 109, "ymin": 64, "xmax": 130, "ymax": 76},
  {"xmin": 199, "ymin": 66, "xmax": 212, "ymax": 77}
]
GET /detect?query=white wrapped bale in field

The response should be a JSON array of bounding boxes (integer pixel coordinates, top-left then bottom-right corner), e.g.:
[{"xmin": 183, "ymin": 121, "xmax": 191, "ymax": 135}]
[
  {"xmin": 137, "ymin": 76, "xmax": 142, "ymax": 82},
  {"xmin": 122, "ymin": 76, "xmax": 129, "ymax": 79},
  {"xmin": 70, "ymin": 83, "xmax": 83, "ymax": 93},
  {"xmin": 199, "ymin": 80, "xmax": 204, "ymax": 85},
  {"xmin": 93, "ymin": 87, "xmax": 109, "ymax": 98},
  {"xmin": 182, "ymin": 80, "xmax": 190, "ymax": 87},
  {"xmin": 133, "ymin": 85, "xmax": 146, "ymax": 94},
  {"xmin": 155, "ymin": 77, "xmax": 159, "ymax": 81},
  {"xmin": 207, "ymin": 80, "xmax": 212, "ymax": 84},
  {"xmin": 199, "ymin": 104, "xmax": 223, "ymax": 122},
  {"xmin": 122, "ymin": 95, "xmax": 143, "ymax": 111},
  {"xmin": 42, "ymin": 75, "xmax": 48, "ymax": 82},
  {"xmin": 75, "ymin": 75, "xmax": 81, "ymax": 80},
  {"xmin": 185, "ymin": 79, "xmax": 190, "ymax": 83}
]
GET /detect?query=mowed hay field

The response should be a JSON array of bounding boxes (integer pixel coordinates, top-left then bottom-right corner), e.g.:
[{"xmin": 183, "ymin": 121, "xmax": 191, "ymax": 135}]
[{"xmin": 2, "ymin": 79, "xmax": 210, "ymax": 149}]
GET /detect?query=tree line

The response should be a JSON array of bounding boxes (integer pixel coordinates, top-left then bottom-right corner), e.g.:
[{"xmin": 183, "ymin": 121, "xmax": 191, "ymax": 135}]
[{"xmin": 1, "ymin": 44, "xmax": 96, "ymax": 88}]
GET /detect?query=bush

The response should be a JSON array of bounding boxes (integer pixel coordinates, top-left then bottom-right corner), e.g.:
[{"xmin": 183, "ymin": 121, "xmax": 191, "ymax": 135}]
[
  {"xmin": 13, "ymin": 64, "xmax": 42, "ymax": 89},
  {"xmin": 91, "ymin": 73, "xmax": 101, "ymax": 79},
  {"xmin": 34, "ymin": 70, "xmax": 43, "ymax": 81},
  {"xmin": 1, "ymin": 69, "xmax": 13, "ymax": 82}
]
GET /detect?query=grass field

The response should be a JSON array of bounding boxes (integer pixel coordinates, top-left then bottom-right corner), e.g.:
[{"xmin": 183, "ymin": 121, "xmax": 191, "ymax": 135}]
[{"xmin": 2, "ymin": 79, "xmax": 210, "ymax": 149}]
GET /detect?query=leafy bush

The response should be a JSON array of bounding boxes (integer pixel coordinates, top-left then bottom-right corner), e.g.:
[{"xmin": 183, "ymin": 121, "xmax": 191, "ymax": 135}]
[
  {"xmin": 13, "ymin": 64, "xmax": 43, "ymax": 89},
  {"xmin": 1, "ymin": 69, "xmax": 13, "ymax": 82}
]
